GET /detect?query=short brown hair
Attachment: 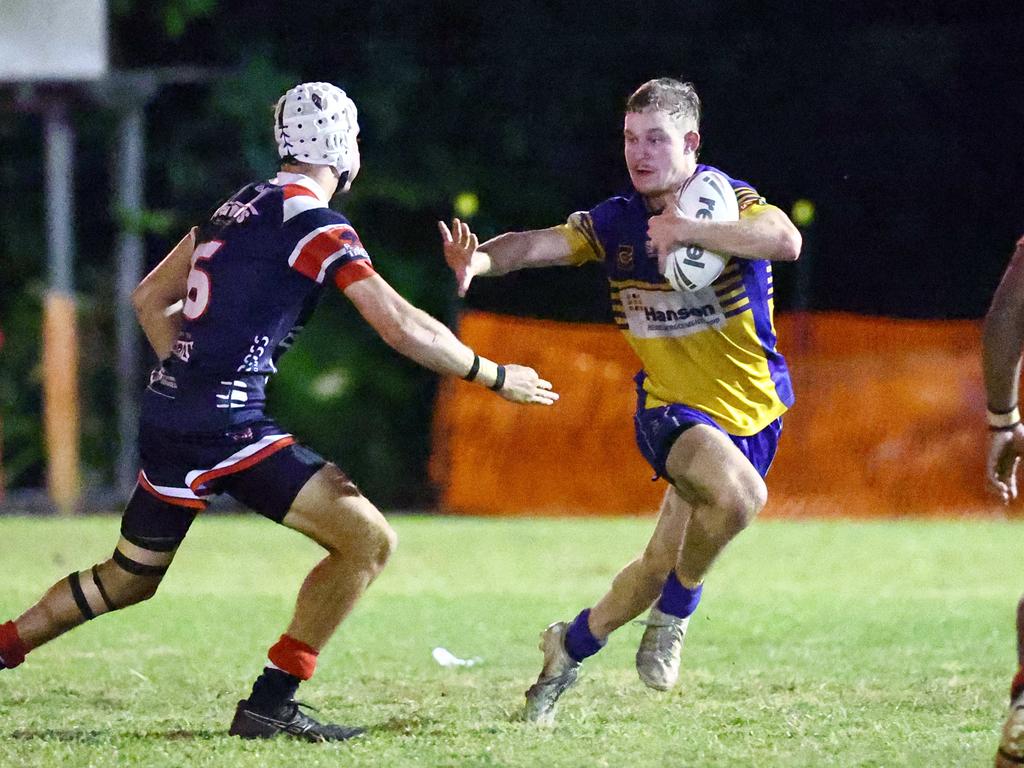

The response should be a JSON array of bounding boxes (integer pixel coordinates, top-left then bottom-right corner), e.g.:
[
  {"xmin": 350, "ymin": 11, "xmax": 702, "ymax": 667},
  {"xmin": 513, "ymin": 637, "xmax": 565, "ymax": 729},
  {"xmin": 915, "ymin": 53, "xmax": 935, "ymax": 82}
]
[{"xmin": 626, "ymin": 78, "xmax": 701, "ymax": 130}]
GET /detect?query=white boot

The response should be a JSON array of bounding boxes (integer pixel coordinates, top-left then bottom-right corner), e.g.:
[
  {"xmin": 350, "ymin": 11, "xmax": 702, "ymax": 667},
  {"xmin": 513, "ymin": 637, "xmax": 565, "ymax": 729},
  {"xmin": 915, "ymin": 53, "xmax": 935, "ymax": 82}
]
[
  {"xmin": 523, "ymin": 621, "xmax": 581, "ymax": 725},
  {"xmin": 635, "ymin": 606, "xmax": 690, "ymax": 691}
]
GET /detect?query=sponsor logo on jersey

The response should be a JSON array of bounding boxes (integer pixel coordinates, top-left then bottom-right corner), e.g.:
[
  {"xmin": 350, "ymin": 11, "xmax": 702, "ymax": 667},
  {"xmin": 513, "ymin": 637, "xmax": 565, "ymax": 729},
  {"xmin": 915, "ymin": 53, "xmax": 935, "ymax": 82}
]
[
  {"xmin": 148, "ymin": 366, "xmax": 177, "ymax": 388},
  {"xmin": 228, "ymin": 426, "xmax": 254, "ymax": 442},
  {"xmin": 172, "ymin": 337, "xmax": 194, "ymax": 363},
  {"xmin": 616, "ymin": 245, "xmax": 634, "ymax": 272},
  {"xmin": 643, "ymin": 305, "xmax": 715, "ymax": 322},
  {"xmin": 216, "ymin": 379, "xmax": 250, "ymax": 409},
  {"xmin": 620, "ymin": 287, "xmax": 724, "ymax": 339},
  {"xmin": 212, "ymin": 186, "xmax": 274, "ymax": 225},
  {"xmin": 238, "ymin": 335, "xmax": 271, "ymax": 373},
  {"xmin": 146, "ymin": 366, "xmax": 179, "ymax": 400},
  {"xmin": 213, "ymin": 198, "xmax": 261, "ymax": 224}
]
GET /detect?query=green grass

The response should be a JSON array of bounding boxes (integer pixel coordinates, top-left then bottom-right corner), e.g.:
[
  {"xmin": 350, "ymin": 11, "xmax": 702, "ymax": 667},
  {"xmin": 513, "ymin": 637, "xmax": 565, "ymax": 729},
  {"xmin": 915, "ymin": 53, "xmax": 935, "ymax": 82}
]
[{"xmin": 0, "ymin": 514, "xmax": 1019, "ymax": 767}]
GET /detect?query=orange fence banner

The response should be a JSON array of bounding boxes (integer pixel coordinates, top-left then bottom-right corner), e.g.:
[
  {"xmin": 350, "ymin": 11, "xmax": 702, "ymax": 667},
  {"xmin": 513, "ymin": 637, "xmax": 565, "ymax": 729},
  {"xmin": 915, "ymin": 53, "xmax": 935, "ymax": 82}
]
[{"xmin": 431, "ymin": 311, "xmax": 999, "ymax": 518}]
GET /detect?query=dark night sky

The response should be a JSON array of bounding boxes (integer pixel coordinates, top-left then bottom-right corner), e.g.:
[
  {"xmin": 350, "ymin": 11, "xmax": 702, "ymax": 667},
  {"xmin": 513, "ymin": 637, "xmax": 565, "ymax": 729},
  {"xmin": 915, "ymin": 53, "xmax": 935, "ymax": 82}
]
[
  {"xmin": 10, "ymin": 1, "xmax": 1024, "ymax": 324},
  {"xmin": 406, "ymin": 2, "xmax": 1024, "ymax": 321}
]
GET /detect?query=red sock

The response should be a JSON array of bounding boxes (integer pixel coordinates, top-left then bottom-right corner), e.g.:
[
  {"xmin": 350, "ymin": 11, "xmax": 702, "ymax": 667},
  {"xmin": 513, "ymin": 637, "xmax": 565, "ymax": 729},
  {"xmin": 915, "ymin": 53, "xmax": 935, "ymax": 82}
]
[
  {"xmin": 267, "ymin": 634, "xmax": 319, "ymax": 681},
  {"xmin": 0, "ymin": 621, "xmax": 29, "ymax": 669},
  {"xmin": 1012, "ymin": 668, "xmax": 1024, "ymax": 700}
]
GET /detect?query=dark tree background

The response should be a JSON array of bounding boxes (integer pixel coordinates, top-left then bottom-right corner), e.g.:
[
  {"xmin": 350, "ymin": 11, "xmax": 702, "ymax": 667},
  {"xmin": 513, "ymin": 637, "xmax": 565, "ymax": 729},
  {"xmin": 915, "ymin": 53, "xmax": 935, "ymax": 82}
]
[{"xmin": 2, "ymin": 1, "xmax": 1022, "ymax": 504}]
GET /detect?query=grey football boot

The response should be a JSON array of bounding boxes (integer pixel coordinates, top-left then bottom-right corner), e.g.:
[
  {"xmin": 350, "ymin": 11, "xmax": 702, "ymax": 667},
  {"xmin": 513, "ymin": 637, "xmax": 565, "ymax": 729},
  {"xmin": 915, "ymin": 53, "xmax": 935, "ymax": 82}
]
[
  {"xmin": 634, "ymin": 606, "xmax": 690, "ymax": 691},
  {"xmin": 523, "ymin": 621, "xmax": 581, "ymax": 725}
]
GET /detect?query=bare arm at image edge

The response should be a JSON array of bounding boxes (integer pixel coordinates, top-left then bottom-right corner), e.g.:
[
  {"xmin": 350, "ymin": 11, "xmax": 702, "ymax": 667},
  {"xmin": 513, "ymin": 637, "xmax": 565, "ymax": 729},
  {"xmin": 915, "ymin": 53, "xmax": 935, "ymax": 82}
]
[{"xmin": 982, "ymin": 237, "xmax": 1024, "ymax": 502}]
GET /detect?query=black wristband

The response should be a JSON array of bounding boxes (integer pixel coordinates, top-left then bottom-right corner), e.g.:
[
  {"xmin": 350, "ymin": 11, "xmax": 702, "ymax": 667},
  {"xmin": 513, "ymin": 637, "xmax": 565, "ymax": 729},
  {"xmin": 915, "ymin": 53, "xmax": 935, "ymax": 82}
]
[
  {"xmin": 489, "ymin": 364, "xmax": 506, "ymax": 391},
  {"xmin": 464, "ymin": 354, "xmax": 480, "ymax": 382}
]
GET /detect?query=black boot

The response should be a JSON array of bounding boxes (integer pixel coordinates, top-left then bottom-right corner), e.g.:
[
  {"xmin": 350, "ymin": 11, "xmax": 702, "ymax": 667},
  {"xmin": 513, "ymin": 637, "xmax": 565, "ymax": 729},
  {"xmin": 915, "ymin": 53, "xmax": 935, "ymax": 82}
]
[{"xmin": 228, "ymin": 667, "xmax": 364, "ymax": 742}]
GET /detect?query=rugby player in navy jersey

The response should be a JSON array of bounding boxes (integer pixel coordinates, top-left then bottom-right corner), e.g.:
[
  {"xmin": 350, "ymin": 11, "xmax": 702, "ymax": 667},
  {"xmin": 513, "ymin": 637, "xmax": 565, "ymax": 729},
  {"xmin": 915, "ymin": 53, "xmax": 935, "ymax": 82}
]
[
  {"xmin": 981, "ymin": 234, "xmax": 1024, "ymax": 767},
  {"xmin": 0, "ymin": 82, "xmax": 557, "ymax": 741},
  {"xmin": 440, "ymin": 78, "xmax": 800, "ymax": 724}
]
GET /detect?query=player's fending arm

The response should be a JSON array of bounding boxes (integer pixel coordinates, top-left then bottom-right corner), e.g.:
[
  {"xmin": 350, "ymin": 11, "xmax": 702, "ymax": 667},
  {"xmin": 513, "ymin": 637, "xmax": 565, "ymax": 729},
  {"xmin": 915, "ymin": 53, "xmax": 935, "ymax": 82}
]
[
  {"xmin": 438, "ymin": 217, "xmax": 577, "ymax": 297},
  {"xmin": 343, "ymin": 273, "xmax": 558, "ymax": 405},
  {"xmin": 982, "ymin": 238, "xmax": 1024, "ymax": 502},
  {"xmin": 646, "ymin": 202, "xmax": 801, "ymax": 265},
  {"xmin": 131, "ymin": 227, "xmax": 197, "ymax": 359}
]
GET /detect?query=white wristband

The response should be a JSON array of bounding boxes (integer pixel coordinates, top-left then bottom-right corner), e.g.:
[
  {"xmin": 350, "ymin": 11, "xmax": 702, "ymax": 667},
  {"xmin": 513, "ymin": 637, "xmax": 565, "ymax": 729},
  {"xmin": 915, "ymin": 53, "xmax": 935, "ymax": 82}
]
[
  {"xmin": 475, "ymin": 356, "xmax": 500, "ymax": 389},
  {"xmin": 987, "ymin": 406, "xmax": 1021, "ymax": 429}
]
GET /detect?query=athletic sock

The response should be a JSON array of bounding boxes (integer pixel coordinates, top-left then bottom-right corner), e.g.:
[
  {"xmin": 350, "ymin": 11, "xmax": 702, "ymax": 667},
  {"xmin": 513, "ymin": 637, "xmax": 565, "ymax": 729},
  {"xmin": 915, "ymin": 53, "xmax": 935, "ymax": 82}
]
[
  {"xmin": 246, "ymin": 634, "xmax": 319, "ymax": 709},
  {"xmin": 1011, "ymin": 667, "xmax": 1024, "ymax": 701},
  {"xmin": 0, "ymin": 621, "xmax": 29, "ymax": 669},
  {"xmin": 248, "ymin": 666, "xmax": 301, "ymax": 709},
  {"xmin": 656, "ymin": 572, "xmax": 703, "ymax": 619},
  {"xmin": 563, "ymin": 608, "xmax": 606, "ymax": 663},
  {"xmin": 267, "ymin": 633, "xmax": 319, "ymax": 680}
]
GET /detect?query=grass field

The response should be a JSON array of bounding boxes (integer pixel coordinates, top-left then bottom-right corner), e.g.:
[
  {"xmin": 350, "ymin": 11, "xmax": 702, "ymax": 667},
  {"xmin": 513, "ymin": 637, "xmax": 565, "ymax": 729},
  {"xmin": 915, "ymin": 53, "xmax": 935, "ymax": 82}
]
[{"xmin": 0, "ymin": 514, "xmax": 1019, "ymax": 767}]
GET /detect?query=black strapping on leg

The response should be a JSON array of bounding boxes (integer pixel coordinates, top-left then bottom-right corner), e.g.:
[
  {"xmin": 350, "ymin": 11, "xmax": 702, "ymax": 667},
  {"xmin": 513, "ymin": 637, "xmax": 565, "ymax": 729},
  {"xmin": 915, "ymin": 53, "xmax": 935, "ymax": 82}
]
[
  {"xmin": 120, "ymin": 485, "xmax": 197, "ymax": 552},
  {"xmin": 91, "ymin": 565, "xmax": 117, "ymax": 613},
  {"xmin": 66, "ymin": 572, "xmax": 96, "ymax": 621},
  {"xmin": 112, "ymin": 548, "xmax": 168, "ymax": 577}
]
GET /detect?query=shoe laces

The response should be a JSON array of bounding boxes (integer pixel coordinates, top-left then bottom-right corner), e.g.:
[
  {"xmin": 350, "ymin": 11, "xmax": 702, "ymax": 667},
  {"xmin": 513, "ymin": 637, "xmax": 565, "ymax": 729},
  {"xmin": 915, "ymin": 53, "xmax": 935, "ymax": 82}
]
[
  {"xmin": 633, "ymin": 614, "xmax": 687, "ymax": 631},
  {"xmin": 275, "ymin": 699, "xmax": 319, "ymax": 719},
  {"xmin": 634, "ymin": 616, "xmax": 687, "ymax": 656}
]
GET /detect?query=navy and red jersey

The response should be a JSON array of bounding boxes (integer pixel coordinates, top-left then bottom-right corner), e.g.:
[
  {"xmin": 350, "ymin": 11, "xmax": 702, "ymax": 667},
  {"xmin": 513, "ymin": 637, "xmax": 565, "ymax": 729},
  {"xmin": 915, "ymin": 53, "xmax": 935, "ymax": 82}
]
[{"xmin": 142, "ymin": 172, "xmax": 375, "ymax": 432}]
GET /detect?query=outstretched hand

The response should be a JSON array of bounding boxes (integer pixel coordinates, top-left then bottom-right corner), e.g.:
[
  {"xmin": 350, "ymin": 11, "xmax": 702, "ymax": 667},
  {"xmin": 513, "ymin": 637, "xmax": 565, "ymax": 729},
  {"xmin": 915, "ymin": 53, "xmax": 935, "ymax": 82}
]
[
  {"xmin": 438, "ymin": 217, "xmax": 480, "ymax": 298},
  {"xmin": 496, "ymin": 364, "xmax": 559, "ymax": 406},
  {"xmin": 987, "ymin": 424, "xmax": 1024, "ymax": 503}
]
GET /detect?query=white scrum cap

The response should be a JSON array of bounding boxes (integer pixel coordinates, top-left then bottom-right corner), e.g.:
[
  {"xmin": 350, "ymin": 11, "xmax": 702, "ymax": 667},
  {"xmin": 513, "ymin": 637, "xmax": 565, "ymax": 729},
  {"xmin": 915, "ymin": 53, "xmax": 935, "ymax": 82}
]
[{"xmin": 274, "ymin": 82, "xmax": 359, "ymax": 178}]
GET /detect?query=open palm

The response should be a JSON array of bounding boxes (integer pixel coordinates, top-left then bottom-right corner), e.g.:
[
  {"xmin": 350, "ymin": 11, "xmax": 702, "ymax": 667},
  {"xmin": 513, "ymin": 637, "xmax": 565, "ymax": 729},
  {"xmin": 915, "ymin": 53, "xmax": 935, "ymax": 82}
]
[{"xmin": 437, "ymin": 217, "xmax": 480, "ymax": 297}]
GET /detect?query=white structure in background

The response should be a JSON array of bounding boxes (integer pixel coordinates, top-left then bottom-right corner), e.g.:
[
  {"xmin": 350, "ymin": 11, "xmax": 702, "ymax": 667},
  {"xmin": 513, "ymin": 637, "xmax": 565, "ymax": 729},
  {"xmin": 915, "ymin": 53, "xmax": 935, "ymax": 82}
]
[{"xmin": 0, "ymin": 0, "xmax": 108, "ymax": 513}]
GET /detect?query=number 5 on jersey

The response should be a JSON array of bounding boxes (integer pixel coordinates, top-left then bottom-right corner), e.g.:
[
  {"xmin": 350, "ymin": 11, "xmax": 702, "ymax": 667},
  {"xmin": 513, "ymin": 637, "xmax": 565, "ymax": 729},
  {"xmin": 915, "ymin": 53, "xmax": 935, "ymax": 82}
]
[{"xmin": 183, "ymin": 240, "xmax": 224, "ymax": 320}]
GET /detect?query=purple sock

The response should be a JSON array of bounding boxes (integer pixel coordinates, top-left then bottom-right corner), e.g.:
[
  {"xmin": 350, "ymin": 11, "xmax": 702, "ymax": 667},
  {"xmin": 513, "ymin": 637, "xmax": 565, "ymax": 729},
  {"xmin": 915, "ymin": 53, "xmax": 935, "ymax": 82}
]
[
  {"xmin": 563, "ymin": 609, "xmax": 606, "ymax": 662},
  {"xmin": 657, "ymin": 573, "xmax": 703, "ymax": 618}
]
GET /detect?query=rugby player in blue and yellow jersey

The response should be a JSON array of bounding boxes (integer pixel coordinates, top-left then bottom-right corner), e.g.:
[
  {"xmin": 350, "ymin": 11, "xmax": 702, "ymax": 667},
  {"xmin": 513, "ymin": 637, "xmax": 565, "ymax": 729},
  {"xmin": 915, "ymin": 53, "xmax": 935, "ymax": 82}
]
[
  {"xmin": 0, "ymin": 82, "xmax": 557, "ymax": 741},
  {"xmin": 440, "ymin": 77, "xmax": 801, "ymax": 724}
]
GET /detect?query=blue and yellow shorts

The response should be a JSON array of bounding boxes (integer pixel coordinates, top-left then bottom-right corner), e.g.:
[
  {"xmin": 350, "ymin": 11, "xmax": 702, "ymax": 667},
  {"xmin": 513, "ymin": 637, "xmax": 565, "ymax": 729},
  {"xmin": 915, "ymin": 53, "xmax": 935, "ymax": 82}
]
[{"xmin": 633, "ymin": 373, "xmax": 781, "ymax": 481}]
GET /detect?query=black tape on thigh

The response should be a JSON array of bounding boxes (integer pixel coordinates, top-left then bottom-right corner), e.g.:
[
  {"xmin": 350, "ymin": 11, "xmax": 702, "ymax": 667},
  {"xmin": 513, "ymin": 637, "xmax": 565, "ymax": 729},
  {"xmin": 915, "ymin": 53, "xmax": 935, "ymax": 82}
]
[
  {"xmin": 120, "ymin": 485, "xmax": 197, "ymax": 552},
  {"xmin": 111, "ymin": 549, "xmax": 169, "ymax": 577}
]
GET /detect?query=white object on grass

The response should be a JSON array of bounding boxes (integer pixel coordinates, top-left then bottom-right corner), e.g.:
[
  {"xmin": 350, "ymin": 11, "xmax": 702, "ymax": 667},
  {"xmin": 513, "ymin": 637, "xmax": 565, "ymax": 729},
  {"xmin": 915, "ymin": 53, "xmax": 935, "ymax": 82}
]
[{"xmin": 432, "ymin": 647, "xmax": 481, "ymax": 667}]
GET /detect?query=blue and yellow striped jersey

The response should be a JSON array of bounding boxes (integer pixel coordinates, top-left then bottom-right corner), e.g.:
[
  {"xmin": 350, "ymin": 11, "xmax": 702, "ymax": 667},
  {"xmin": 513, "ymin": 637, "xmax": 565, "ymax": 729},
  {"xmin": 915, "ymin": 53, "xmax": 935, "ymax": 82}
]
[{"xmin": 558, "ymin": 164, "xmax": 793, "ymax": 436}]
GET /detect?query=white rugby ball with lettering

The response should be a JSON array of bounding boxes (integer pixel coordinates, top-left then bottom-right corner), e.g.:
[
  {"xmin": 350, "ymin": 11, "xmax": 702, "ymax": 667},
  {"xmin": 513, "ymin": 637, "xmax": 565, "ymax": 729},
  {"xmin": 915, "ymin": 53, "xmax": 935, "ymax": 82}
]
[{"xmin": 662, "ymin": 169, "xmax": 739, "ymax": 292}]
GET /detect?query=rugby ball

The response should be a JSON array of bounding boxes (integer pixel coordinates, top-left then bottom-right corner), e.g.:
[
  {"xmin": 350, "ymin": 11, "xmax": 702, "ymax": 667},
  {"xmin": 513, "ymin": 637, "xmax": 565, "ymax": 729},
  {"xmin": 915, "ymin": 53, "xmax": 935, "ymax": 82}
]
[{"xmin": 662, "ymin": 170, "xmax": 739, "ymax": 292}]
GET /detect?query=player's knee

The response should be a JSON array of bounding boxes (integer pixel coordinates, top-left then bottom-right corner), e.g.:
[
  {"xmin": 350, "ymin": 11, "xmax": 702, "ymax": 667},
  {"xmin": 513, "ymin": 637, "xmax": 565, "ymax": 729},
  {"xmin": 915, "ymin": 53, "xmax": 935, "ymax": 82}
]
[
  {"xmin": 100, "ymin": 558, "xmax": 163, "ymax": 607},
  {"xmin": 361, "ymin": 518, "xmax": 397, "ymax": 574},
  {"xmin": 748, "ymin": 478, "xmax": 768, "ymax": 516},
  {"xmin": 708, "ymin": 478, "xmax": 766, "ymax": 539},
  {"xmin": 121, "ymin": 576, "xmax": 161, "ymax": 605},
  {"xmin": 325, "ymin": 509, "xmax": 396, "ymax": 576},
  {"xmin": 382, "ymin": 522, "xmax": 398, "ymax": 562},
  {"xmin": 62, "ymin": 558, "xmax": 162, "ymax": 623}
]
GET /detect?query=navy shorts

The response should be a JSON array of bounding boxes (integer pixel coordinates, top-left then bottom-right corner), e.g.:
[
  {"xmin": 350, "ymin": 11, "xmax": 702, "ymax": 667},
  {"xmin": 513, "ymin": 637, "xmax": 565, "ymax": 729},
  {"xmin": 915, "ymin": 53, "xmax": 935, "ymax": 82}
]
[
  {"xmin": 633, "ymin": 373, "xmax": 782, "ymax": 481},
  {"xmin": 134, "ymin": 418, "xmax": 326, "ymax": 522}
]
